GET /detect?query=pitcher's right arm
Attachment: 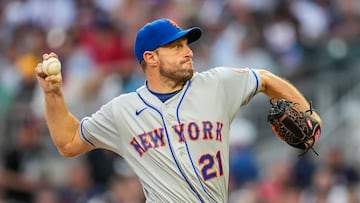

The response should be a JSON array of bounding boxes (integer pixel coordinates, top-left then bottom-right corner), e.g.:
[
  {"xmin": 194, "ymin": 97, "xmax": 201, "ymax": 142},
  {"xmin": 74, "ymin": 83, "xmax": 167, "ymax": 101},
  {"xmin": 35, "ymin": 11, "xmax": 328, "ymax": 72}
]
[{"xmin": 35, "ymin": 52, "xmax": 95, "ymax": 157}]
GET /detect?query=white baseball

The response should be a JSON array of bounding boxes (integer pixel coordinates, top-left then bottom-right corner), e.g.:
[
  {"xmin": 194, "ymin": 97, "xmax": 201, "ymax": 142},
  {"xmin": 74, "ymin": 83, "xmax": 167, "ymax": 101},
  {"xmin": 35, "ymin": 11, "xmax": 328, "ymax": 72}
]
[{"xmin": 42, "ymin": 57, "xmax": 61, "ymax": 75}]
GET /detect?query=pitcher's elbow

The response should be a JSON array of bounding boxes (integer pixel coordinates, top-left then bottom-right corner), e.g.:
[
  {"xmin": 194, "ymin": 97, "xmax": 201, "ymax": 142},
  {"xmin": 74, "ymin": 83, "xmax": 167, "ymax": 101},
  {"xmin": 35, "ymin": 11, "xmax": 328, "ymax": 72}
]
[{"xmin": 57, "ymin": 146, "xmax": 79, "ymax": 158}]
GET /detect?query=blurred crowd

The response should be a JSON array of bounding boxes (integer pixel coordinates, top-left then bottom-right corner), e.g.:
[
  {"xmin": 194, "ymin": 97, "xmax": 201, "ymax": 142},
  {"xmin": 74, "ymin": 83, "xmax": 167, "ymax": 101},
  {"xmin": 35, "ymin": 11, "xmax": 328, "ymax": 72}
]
[{"xmin": 0, "ymin": 0, "xmax": 360, "ymax": 203}]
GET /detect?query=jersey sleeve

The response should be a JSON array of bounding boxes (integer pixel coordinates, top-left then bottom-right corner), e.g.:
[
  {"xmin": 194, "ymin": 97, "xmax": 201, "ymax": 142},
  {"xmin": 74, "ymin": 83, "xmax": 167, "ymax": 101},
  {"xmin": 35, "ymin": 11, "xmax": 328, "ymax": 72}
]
[
  {"xmin": 79, "ymin": 99, "xmax": 123, "ymax": 154},
  {"xmin": 216, "ymin": 67, "xmax": 261, "ymax": 118}
]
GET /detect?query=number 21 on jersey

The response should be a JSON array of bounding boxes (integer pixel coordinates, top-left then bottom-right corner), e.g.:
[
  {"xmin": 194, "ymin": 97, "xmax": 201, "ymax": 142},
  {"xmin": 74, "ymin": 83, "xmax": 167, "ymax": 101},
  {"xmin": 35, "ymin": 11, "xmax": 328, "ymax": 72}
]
[{"xmin": 199, "ymin": 150, "xmax": 224, "ymax": 181}]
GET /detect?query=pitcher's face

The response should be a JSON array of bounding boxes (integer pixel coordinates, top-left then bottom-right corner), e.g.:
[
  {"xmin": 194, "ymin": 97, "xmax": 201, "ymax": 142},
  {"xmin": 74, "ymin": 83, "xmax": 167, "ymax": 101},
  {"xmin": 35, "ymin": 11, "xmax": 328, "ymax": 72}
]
[{"xmin": 156, "ymin": 38, "xmax": 194, "ymax": 84}]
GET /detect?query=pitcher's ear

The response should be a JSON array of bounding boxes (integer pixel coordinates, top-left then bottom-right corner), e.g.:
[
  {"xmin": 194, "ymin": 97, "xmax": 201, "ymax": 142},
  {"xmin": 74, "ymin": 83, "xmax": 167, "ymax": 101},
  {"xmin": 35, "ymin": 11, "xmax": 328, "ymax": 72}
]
[{"xmin": 144, "ymin": 51, "xmax": 158, "ymax": 66}]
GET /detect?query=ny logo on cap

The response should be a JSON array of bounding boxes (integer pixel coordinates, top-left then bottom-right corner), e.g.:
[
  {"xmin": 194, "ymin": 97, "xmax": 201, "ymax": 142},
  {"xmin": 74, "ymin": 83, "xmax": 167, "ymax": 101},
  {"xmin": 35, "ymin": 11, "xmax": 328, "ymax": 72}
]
[{"xmin": 168, "ymin": 19, "xmax": 180, "ymax": 29}]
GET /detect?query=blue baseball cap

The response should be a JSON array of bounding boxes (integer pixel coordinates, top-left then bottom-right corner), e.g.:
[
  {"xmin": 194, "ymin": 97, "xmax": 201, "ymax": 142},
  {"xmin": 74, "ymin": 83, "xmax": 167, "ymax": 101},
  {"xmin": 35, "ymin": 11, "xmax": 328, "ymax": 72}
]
[{"xmin": 134, "ymin": 18, "xmax": 202, "ymax": 63}]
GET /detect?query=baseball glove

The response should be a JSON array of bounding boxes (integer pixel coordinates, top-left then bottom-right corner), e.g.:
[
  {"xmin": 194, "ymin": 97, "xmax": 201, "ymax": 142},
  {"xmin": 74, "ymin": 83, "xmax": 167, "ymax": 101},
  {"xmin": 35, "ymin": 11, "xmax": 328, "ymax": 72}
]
[{"xmin": 267, "ymin": 99, "xmax": 321, "ymax": 155}]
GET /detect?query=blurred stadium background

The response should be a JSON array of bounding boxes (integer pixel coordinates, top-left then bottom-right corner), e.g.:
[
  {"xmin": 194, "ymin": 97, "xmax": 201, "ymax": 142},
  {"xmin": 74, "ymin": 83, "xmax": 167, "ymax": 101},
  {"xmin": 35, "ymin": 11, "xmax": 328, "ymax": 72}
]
[{"xmin": 0, "ymin": 0, "xmax": 359, "ymax": 202}]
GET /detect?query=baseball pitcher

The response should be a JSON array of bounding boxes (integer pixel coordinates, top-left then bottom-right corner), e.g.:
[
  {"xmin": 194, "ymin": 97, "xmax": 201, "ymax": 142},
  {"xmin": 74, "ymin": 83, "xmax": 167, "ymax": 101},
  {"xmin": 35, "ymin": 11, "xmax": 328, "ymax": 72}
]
[{"xmin": 35, "ymin": 18, "xmax": 322, "ymax": 203}]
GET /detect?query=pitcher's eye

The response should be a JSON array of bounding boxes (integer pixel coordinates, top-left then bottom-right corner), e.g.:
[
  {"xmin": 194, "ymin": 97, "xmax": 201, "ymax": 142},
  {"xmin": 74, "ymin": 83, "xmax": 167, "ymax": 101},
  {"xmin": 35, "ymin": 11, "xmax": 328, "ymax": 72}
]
[{"xmin": 174, "ymin": 44, "xmax": 182, "ymax": 49}]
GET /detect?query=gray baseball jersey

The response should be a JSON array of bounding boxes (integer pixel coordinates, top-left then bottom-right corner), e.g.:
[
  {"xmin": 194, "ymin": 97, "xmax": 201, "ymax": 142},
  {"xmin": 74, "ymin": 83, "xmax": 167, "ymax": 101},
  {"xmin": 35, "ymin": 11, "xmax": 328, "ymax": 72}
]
[{"xmin": 80, "ymin": 67, "xmax": 260, "ymax": 203}]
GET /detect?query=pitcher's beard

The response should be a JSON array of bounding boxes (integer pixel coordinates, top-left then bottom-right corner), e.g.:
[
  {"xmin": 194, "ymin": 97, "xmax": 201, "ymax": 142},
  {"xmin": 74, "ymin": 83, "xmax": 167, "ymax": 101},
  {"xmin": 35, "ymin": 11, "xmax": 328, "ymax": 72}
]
[{"xmin": 159, "ymin": 66, "xmax": 194, "ymax": 86}]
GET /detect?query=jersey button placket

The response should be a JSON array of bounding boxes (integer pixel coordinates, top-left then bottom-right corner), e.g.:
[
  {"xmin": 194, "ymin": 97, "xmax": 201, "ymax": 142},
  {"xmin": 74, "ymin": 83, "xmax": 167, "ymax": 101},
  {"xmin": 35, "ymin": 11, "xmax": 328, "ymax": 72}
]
[{"xmin": 162, "ymin": 105, "xmax": 202, "ymax": 200}]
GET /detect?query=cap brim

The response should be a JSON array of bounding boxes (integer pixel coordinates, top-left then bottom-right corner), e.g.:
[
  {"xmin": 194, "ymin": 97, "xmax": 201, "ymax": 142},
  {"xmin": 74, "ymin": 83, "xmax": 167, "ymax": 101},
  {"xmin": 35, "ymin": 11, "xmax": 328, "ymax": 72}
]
[
  {"xmin": 160, "ymin": 27, "xmax": 202, "ymax": 47},
  {"xmin": 184, "ymin": 27, "xmax": 202, "ymax": 44}
]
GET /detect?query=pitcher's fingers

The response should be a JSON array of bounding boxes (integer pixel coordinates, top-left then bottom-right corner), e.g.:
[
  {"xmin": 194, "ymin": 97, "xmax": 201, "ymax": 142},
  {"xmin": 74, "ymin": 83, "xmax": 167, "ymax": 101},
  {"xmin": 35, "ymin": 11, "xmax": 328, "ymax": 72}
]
[
  {"xmin": 42, "ymin": 53, "xmax": 49, "ymax": 61},
  {"xmin": 42, "ymin": 52, "xmax": 58, "ymax": 61},
  {"xmin": 35, "ymin": 63, "xmax": 46, "ymax": 78},
  {"xmin": 45, "ymin": 74, "xmax": 62, "ymax": 83},
  {"xmin": 49, "ymin": 52, "xmax": 58, "ymax": 58},
  {"xmin": 35, "ymin": 63, "xmax": 41, "ymax": 73}
]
